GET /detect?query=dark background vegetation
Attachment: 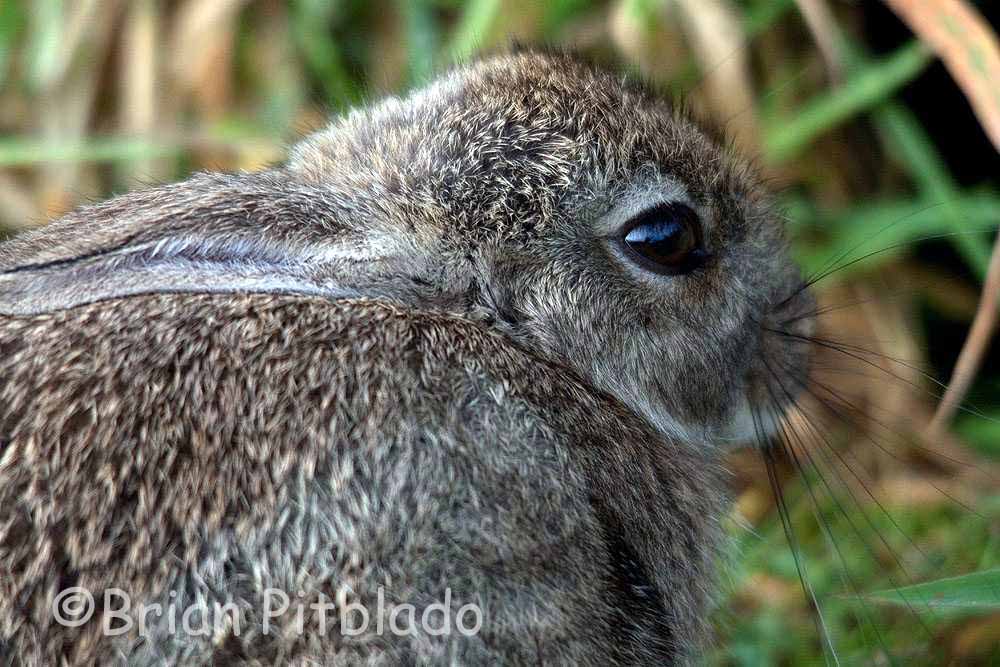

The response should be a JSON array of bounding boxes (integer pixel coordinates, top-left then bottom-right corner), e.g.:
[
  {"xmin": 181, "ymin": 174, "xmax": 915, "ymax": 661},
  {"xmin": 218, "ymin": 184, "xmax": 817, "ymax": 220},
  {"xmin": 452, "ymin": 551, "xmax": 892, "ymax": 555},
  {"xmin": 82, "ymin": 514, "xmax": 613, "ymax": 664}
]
[{"xmin": 1, "ymin": 1, "xmax": 998, "ymax": 664}]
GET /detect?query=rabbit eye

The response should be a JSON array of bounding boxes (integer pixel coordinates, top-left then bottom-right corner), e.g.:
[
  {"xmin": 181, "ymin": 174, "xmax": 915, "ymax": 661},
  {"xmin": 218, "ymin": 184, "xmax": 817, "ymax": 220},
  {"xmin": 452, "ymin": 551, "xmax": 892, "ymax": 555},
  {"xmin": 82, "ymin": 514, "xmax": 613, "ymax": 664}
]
[{"xmin": 620, "ymin": 203, "xmax": 708, "ymax": 275}]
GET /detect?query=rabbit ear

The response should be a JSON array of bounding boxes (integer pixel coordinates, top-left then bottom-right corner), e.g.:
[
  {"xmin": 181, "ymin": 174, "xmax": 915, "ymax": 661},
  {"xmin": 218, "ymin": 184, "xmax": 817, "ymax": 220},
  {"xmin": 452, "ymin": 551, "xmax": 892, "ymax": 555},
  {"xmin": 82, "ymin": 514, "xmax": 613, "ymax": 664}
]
[{"xmin": 0, "ymin": 170, "xmax": 457, "ymax": 316}]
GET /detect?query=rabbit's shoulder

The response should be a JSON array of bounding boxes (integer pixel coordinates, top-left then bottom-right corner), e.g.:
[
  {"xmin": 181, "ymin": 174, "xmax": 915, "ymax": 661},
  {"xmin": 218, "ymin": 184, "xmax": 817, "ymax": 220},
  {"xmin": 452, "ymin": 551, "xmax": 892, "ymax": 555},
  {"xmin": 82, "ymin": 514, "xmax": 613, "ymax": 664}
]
[{"xmin": 0, "ymin": 292, "xmax": 719, "ymax": 664}]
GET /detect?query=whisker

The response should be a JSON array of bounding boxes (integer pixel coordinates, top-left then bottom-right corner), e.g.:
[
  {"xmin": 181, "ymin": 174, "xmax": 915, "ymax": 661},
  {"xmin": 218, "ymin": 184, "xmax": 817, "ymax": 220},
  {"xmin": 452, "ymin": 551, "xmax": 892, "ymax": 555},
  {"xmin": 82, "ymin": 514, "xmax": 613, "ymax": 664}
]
[
  {"xmin": 764, "ymin": 356, "xmax": 940, "ymax": 597},
  {"xmin": 767, "ymin": 328, "xmax": 1000, "ymax": 427},
  {"xmin": 778, "ymin": 225, "xmax": 999, "ymax": 309},
  {"xmin": 770, "ymin": 350, "xmax": 987, "ymax": 513},
  {"xmin": 779, "ymin": 269, "xmax": 981, "ymax": 329},
  {"xmin": 780, "ymin": 295, "xmax": 886, "ymax": 327},
  {"xmin": 759, "ymin": 358, "xmax": 961, "ymax": 666},
  {"xmin": 753, "ymin": 407, "xmax": 841, "ymax": 665},
  {"xmin": 776, "ymin": 334, "xmax": 999, "ymax": 482},
  {"xmin": 759, "ymin": 378, "xmax": 895, "ymax": 660}
]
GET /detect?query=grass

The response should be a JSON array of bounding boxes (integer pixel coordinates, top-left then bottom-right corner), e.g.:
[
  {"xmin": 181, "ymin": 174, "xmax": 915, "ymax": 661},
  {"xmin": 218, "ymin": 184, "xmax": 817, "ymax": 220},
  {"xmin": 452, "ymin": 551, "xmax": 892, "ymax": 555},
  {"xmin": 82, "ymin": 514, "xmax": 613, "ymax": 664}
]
[
  {"xmin": 1, "ymin": 0, "xmax": 998, "ymax": 663},
  {"xmin": 762, "ymin": 40, "xmax": 935, "ymax": 163}
]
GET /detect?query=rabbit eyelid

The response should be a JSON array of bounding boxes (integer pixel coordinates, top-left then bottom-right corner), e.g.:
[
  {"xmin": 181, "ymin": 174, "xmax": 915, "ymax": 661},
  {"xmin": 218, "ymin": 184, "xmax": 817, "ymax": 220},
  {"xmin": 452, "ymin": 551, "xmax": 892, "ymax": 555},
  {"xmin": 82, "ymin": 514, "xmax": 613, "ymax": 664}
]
[{"xmin": 593, "ymin": 173, "xmax": 699, "ymax": 238}]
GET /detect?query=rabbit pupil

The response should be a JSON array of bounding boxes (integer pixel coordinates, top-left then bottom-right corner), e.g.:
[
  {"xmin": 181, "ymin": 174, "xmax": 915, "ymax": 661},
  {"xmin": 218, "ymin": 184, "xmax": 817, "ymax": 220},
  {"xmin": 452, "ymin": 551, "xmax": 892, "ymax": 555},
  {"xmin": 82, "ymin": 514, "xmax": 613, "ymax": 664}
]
[{"xmin": 621, "ymin": 203, "xmax": 705, "ymax": 274}]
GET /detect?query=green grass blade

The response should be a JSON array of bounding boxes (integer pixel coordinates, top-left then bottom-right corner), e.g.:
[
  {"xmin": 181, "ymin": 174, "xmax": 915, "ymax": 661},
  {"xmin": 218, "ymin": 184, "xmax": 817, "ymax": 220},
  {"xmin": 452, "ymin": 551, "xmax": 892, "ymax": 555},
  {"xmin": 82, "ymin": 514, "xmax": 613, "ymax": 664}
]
[
  {"xmin": 25, "ymin": 0, "xmax": 63, "ymax": 90},
  {"xmin": 744, "ymin": 0, "xmax": 795, "ymax": 39},
  {"xmin": 874, "ymin": 102, "xmax": 993, "ymax": 278},
  {"xmin": 0, "ymin": 137, "xmax": 180, "ymax": 165},
  {"xmin": 400, "ymin": 0, "xmax": 440, "ymax": 86},
  {"xmin": 955, "ymin": 410, "xmax": 1000, "ymax": 460},
  {"xmin": 447, "ymin": 0, "xmax": 501, "ymax": 63},
  {"xmin": 792, "ymin": 192, "xmax": 1000, "ymax": 278},
  {"xmin": 765, "ymin": 40, "xmax": 933, "ymax": 163},
  {"xmin": 865, "ymin": 569, "xmax": 1000, "ymax": 614},
  {"xmin": 0, "ymin": 0, "xmax": 25, "ymax": 90},
  {"xmin": 541, "ymin": 0, "xmax": 594, "ymax": 39},
  {"xmin": 0, "ymin": 131, "xmax": 276, "ymax": 166},
  {"xmin": 290, "ymin": 0, "xmax": 360, "ymax": 109}
]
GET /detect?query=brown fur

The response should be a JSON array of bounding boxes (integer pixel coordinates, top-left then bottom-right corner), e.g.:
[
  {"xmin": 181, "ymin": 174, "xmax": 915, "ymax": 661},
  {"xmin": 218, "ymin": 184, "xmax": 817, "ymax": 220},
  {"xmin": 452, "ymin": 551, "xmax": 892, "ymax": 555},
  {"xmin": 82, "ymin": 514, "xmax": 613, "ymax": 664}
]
[{"xmin": 0, "ymin": 51, "xmax": 812, "ymax": 664}]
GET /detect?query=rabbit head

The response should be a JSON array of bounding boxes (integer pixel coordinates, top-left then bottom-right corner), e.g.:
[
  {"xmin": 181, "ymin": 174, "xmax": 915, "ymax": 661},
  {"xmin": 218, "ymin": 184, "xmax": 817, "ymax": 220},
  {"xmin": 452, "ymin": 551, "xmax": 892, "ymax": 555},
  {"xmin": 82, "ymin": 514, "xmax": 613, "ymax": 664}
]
[{"xmin": 0, "ymin": 50, "xmax": 813, "ymax": 450}]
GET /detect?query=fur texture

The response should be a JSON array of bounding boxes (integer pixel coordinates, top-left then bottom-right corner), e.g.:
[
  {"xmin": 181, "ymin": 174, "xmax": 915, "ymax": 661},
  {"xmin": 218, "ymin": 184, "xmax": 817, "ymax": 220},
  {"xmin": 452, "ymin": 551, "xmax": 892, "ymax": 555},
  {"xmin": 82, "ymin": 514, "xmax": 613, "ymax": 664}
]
[{"xmin": 0, "ymin": 51, "xmax": 812, "ymax": 664}]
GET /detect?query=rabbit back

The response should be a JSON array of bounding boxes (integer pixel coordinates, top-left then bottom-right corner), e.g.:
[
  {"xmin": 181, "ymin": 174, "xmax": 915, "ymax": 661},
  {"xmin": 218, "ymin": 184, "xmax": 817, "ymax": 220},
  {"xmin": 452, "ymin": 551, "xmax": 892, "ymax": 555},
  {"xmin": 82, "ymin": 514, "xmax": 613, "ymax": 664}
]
[{"xmin": 0, "ymin": 292, "xmax": 721, "ymax": 665}]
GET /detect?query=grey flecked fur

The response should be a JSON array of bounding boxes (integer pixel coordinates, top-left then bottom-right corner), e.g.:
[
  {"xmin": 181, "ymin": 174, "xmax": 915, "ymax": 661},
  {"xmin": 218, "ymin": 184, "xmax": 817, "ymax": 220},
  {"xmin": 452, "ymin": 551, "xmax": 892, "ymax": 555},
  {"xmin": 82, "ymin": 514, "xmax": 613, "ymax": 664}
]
[{"xmin": 0, "ymin": 51, "xmax": 812, "ymax": 665}]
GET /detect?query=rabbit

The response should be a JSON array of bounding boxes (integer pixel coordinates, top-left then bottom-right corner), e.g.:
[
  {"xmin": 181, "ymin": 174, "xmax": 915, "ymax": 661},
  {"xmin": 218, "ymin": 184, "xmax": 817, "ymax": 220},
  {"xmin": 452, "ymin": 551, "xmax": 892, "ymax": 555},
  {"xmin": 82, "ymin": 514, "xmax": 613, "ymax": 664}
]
[{"xmin": 0, "ymin": 50, "xmax": 814, "ymax": 665}]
